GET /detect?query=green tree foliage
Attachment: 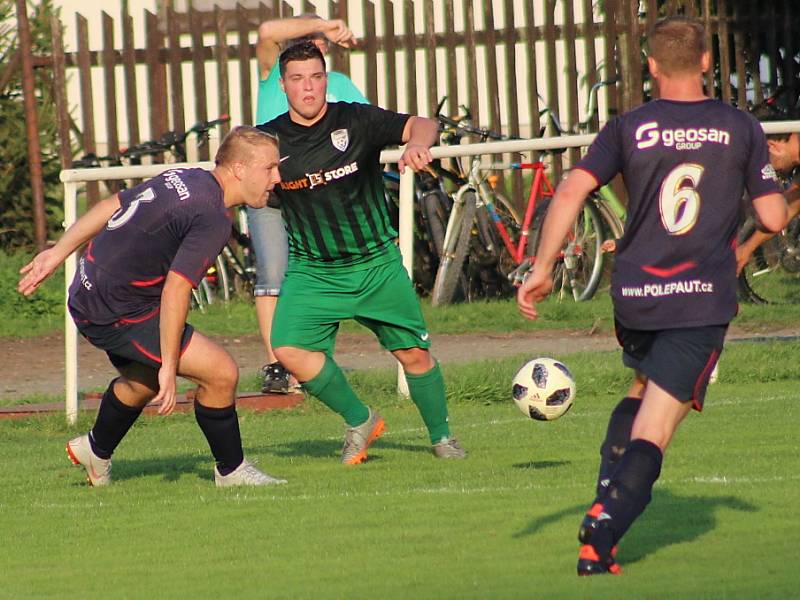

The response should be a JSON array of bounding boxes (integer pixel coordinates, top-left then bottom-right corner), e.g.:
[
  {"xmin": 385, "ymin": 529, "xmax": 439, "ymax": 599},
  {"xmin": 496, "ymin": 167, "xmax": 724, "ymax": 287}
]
[{"xmin": 0, "ymin": 0, "xmax": 64, "ymax": 252}]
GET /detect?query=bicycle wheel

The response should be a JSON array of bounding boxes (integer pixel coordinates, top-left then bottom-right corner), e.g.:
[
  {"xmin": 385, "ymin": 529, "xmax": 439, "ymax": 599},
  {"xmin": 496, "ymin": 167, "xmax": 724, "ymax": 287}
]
[
  {"xmin": 421, "ymin": 189, "xmax": 448, "ymax": 259},
  {"xmin": 415, "ymin": 189, "xmax": 450, "ymax": 294},
  {"xmin": 191, "ymin": 277, "xmax": 215, "ymax": 312},
  {"xmin": 222, "ymin": 244, "xmax": 255, "ymax": 300},
  {"xmin": 738, "ymin": 217, "xmax": 800, "ymax": 304},
  {"xmin": 431, "ymin": 189, "xmax": 478, "ymax": 306},
  {"xmin": 594, "ymin": 193, "xmax": 625, "ymax": 240},
  {"xmin": 471, "ymin": 194, "xmax": 518, "ymax": 298},
  {"xmin": 526, "ymin": 197, "xmax": 605, "ymax": 301},
  {"xmin": 213, "ymin": 254, "xmax": 231, "ymax": 303}
]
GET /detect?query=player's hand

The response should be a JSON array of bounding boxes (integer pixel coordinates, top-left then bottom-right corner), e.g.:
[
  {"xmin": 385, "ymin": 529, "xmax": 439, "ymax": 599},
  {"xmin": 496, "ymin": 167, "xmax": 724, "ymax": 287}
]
[
  {"xmin": 398, "ymin": 144, "xmax": 433, "ymax": 174},
  {"xmin": 516, "ymin": 266, "xmax": 553, "ymax": 321},
  {"xmin": 18, "ymin": 248, "xmax": 60, "ymax": 296},
  {"xmin": 324, "ymin": 20, "xmax": 357, "ymax": 48},
  {"xmin": 153, "ymin": 366, "xmax": 178, "ymax": 416},
  {"xmin": 735, "ymin": 244, "xmax": 752, "ymax": 276}
]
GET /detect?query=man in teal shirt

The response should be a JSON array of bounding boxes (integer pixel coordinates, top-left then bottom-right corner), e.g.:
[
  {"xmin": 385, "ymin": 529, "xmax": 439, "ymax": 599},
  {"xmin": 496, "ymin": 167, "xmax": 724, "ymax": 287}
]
[{"xmin": 250, "ymin": 15, "xmax": 369, "ymax": 394}]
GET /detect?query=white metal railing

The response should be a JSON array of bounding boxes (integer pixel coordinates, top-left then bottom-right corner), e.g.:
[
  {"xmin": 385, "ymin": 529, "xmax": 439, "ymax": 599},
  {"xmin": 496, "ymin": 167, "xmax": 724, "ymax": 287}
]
[{"xmin": 58, "ymin": 121, "xmax": 800, "ymax": 422}]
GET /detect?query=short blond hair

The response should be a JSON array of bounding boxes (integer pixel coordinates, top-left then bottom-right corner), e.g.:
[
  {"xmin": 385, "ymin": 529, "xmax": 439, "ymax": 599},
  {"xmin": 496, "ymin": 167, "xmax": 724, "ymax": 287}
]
[
  {"xmin": 648, "ymin": 16, "xmax": 706, "ymax": 76},
  {"xmin": 215, "ymin": 126, "xmax": 278, "ymax": 166}
]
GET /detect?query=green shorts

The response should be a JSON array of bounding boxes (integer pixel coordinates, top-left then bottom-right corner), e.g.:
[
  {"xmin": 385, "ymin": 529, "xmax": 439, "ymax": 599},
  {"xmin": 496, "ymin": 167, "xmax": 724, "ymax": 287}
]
[{"xmin": 272, "ymin": 253, "xmax": 431, "ymax": 356}]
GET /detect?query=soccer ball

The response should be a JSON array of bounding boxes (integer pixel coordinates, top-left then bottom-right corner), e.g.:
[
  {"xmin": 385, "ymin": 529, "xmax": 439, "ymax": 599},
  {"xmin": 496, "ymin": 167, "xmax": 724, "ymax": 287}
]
[{"xmin": 512, "ymin": 357, "xmax": 576, "ymax": 421}]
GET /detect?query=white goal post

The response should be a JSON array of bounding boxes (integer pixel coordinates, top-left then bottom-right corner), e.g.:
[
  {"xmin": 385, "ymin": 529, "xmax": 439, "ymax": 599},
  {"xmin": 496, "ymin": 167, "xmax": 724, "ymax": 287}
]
[{"xmin": 59, "ymin": 122, "xmax": 800, "ymax": 422}]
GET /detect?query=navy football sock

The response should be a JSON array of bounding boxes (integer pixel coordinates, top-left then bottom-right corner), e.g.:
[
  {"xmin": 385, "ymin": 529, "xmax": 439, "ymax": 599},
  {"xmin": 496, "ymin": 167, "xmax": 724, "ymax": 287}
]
[
  {"xmin": 89, "ymin": 379, "xmax": 143, "ymax": 459},
  {"xmin": 595, "ymin": 397, "xmax": 641, "ymax": 497},
  {"xmin": 595, "ymin": 439, "xmax": 663, "ymax": 555},
  {"xmin": 194, "ymin": 402, "xmax": 244, "ymax": 476}
]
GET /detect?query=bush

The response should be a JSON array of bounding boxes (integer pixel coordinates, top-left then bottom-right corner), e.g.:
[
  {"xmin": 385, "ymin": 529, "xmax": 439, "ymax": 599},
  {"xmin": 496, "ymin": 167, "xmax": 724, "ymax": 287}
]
[
  {"xmin": 0, "ymin": 251, "xmax": 64, "ymax": 337},
  {"xmin": 0, "ymin": 0, "xmax": 64, "ymax": 252}
]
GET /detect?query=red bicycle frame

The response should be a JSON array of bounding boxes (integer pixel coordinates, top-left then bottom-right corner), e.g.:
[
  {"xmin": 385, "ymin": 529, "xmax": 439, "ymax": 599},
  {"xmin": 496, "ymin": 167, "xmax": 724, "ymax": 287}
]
[{"xmin": 489, "ymin": 161, "xmax": 556, "ymax": 264}]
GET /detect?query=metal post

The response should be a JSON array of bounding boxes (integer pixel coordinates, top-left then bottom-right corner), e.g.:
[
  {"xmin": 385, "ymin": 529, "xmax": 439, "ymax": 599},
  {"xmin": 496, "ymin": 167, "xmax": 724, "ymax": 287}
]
[
  {"xmin": 396, "ymin": 168, "xmax": 415, "ymax": 397},
  {"xmin": 64, "ymin": 181, "xmax": 78, "ymax": 424}
]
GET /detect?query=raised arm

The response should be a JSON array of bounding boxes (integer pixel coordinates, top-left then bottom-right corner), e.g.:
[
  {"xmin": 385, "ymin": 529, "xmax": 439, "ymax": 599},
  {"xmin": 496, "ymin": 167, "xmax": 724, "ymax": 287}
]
[
  {"xmin": 18, "ymin": 194, "xmax": 121, "ymax": 296},
  {"xmin": 256, "ymin": 17, "xmax": 357, "ymax": 79}
]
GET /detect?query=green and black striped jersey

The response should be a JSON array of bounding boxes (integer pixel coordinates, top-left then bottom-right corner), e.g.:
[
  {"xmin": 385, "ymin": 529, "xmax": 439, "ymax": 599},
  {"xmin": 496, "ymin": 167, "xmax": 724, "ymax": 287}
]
[{"xmin": 261, "ymin": 103, "xmax": 409, "ymax": 267}]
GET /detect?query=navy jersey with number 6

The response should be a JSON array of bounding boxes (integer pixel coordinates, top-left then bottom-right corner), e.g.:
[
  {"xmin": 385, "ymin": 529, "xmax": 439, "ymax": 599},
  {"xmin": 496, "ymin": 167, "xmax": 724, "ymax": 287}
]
[
  {"xmin": 68, "ymin": 168, "xmax": 231, "ymax": 325},
  {"xmin": 577, "ymin": 99, "xmax": 781, "ymax": 329}
]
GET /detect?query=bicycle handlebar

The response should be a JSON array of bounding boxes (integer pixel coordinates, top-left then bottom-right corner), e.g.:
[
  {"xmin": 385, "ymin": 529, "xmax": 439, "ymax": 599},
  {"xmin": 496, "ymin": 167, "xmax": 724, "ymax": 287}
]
[
  {"xmin": 72, "ymin": 153, "xmax": 120, "ymax": 169},
  {"xmin": 437, "ymin": 113, "xmax": 506, "ymax": 141},
  {"xmin": 538, "ymin": 76, "xmax": 620, "ymax": 136},
  {"xmin": 189, "ymin": 114, "xmax": 231, "ymax": 134},
  {"xmin": 119, "ymin": 115, "xmax": 231, "ymax": 160}
]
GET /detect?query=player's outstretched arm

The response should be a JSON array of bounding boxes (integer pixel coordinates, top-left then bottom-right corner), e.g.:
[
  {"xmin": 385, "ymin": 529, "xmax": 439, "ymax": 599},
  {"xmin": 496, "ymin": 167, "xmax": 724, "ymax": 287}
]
[
  {"xmin": 516, "ymin": 169, "xmax": 597, "ymax": 321},
  {"xmin": 17, "ymin": 194, "xmax": 122, "ymax": 297},
  {"xmin": 398, "ymin": 116, "xmax": 438, "ymax": 173},
  {"xmin": 152, "ymin": 271, "xmax": 192, "ymax": 416}
]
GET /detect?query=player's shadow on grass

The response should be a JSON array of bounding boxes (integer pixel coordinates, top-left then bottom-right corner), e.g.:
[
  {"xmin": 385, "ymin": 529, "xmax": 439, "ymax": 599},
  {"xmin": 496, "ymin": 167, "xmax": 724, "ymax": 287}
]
[
  {"xmin": 620, "ymin": 491, "xmax": 755, "ymax": 565},
  {"xmin": 103, "ymin": 454, "xmax": 211, "ymax": 484},
  {"xmin": 265, "ymin": 437, "xmax": 428, "ymax": 460},
  {"xmin": 514, "ymin": 490, "xmax": 756, "ymax": 564}
]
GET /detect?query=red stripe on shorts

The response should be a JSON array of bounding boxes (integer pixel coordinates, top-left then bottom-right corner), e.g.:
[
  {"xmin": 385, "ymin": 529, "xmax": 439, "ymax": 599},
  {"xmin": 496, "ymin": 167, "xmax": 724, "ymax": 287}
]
[
  {"xmin": 692, "ymin": 349, "xmax": 720, "ymax": 412},
  {"xmin": 132, "ymin": 340, "xmax": 162, "ymax": 364}
]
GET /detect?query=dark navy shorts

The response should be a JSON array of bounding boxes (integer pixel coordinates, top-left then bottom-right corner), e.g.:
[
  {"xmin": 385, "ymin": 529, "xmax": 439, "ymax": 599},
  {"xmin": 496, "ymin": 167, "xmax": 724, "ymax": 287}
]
[
  {"xmin": 615, "ymin": 321, "xmax": 726, "ymax": 411},
  {"xmin": 75, "ymin": 313, "xmax": 195, "ymax": 370}
]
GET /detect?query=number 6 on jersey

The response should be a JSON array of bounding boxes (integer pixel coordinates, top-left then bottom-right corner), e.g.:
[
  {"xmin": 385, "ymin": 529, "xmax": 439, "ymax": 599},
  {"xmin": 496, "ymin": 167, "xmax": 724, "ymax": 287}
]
[{"xmin": 659, "ymin": 163, "xmax": 705, "ymax": 235}]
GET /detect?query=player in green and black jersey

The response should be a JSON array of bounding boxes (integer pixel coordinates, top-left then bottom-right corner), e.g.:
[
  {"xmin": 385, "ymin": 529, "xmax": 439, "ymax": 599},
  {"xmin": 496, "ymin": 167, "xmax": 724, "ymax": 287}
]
[{"xmin": 260, "ymin": 41, "xmax": 466, "ymax": 463}]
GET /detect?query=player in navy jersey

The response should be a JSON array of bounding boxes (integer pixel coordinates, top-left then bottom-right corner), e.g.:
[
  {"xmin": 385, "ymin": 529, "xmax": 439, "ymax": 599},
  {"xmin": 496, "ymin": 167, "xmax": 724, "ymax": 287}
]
[
  {"xmin": 517, "ymin": 16, "xmax": 787, "ymax": 575},
  {"xmin": 736, "ymin": 127, "xmax": 800, "ymax": 273},
  {"xmin": 18, "ymin": 126, "xmax": 287, "ymax": 488},
  {"xmin": 260, "ymin": 42, "xmax": 466, "ymax": 463}
]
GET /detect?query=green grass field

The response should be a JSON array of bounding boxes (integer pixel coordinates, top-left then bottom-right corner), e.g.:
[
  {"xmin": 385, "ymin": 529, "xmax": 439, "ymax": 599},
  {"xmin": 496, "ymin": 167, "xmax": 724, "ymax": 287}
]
[{"xmin": 1, "ymin": 340, "xmax": 798, "ymax": 598}]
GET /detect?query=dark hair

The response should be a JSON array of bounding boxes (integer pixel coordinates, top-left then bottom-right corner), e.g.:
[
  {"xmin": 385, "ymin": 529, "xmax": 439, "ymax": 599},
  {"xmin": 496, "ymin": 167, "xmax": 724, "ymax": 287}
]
[
  {"xmin": 279, "ymin": 41, "xmax": 327, "ymax": 78},
  {"xmin": 647, "ymin": 16, "xmax": 706, "ymax": 76}
]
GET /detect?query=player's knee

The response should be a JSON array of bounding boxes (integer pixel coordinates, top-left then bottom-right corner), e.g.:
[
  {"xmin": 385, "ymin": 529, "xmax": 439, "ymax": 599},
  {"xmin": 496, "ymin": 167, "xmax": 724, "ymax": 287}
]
[
  {"xmin": 220, "ymin": 361, "xmax": 239, "ymax": 391},
  {"xmin": 115, "ymin": 377, "xmax": 158, "ymax": 404},
  {"xmin": 630, "ymin": 428, "xmax": 671, "ymax": 452},
  {"xmin": 273, "ymin": 346, "xmax": 303, "ymax": 369},
  {"xmin": 202, "ymin": 357, "xmax": 238, "ymax": 396},
  {"xmin": 394, "ymin": 347, "xmax": 434, "ymax": 372}
]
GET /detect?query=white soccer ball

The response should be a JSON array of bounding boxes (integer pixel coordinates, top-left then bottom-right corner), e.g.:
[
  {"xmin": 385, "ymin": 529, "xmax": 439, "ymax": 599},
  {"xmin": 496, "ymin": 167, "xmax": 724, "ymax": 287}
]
[{"xmin": 512, "ymin": 357, "xmax": 576, "ymax": 421}]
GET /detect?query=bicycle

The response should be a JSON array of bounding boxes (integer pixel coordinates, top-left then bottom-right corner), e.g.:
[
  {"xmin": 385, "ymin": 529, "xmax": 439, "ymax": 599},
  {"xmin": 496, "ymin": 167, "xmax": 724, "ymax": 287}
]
[
  {"xmin": 516, "ymin": 80, "xmax": 627, "ymax": 295},
  {"xmin": 430, "ymin": 100, "xmax": 611, "ymax": 306}
]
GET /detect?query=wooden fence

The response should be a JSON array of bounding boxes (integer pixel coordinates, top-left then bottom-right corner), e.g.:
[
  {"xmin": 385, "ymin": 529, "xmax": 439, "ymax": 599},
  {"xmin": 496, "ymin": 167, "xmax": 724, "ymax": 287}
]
[{"xmin": 49, "ymin": 0, "xmax": 800, "ymax": 205}]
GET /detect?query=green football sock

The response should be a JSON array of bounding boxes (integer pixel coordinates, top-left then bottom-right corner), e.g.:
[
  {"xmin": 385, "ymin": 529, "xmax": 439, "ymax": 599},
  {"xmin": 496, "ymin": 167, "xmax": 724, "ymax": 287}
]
[
  {"xmin": 405, "ymin": 361, "xmax": 451, "ymax": 443},
  {"xmin": 302, "ymin": 356, "xmax": 369, "ymax": 427}
]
